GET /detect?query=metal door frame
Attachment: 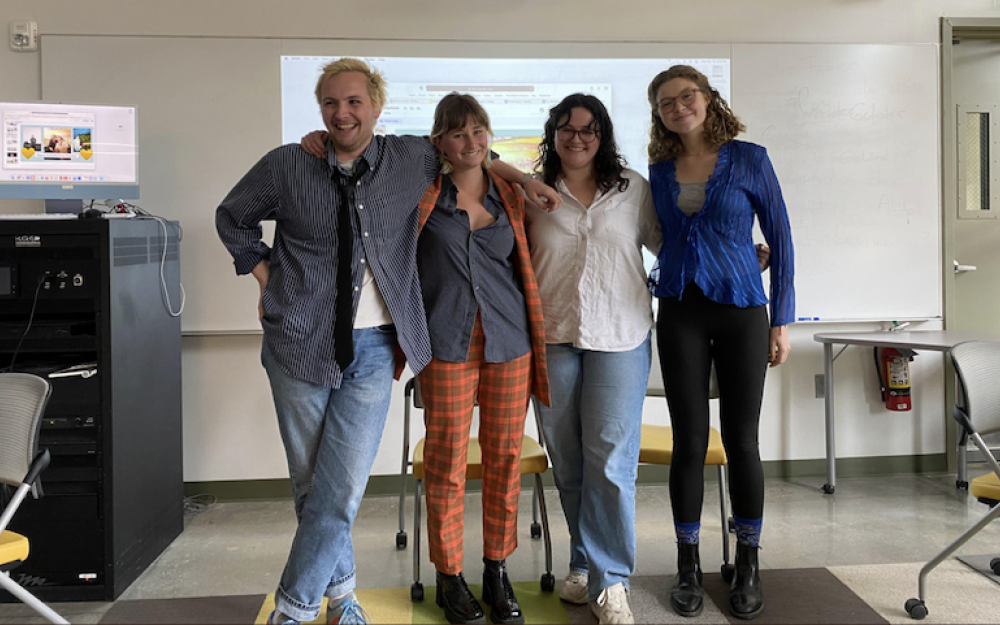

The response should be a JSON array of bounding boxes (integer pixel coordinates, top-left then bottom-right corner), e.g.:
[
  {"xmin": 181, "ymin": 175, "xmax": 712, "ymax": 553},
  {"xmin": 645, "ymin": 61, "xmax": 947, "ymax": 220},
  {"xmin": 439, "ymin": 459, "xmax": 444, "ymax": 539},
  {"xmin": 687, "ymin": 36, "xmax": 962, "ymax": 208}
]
[{"xmin": 941, "ymin": 18, "xmax": 1000, "ymax": 471}]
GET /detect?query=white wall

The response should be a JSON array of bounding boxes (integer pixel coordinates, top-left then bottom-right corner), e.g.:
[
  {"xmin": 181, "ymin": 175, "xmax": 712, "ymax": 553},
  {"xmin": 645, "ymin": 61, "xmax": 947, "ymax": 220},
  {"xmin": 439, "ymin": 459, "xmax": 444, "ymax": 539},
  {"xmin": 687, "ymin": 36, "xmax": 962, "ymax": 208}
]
[{"xmin": 1, "ymin": 0, "xmax": 993, "ymax": 481}]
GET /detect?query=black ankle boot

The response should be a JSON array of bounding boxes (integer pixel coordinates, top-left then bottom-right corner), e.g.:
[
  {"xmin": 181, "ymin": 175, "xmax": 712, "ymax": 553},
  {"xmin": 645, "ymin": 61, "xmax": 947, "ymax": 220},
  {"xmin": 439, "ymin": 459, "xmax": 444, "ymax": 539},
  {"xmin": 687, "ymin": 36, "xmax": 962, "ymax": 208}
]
[
  {"xmin": 670, "ymin": 543, "xmax": 704, "ymax": 617},
  {"xmin": 436, "ymin": 571, "xmax": 487, "ymax": 625},
  {"xmin": 729, "ymin": 542, "xmax": 764, "ymax": 620},
  {"xmin": 482, "ymin": 558, "xmax": 524, "ymax": 625}
]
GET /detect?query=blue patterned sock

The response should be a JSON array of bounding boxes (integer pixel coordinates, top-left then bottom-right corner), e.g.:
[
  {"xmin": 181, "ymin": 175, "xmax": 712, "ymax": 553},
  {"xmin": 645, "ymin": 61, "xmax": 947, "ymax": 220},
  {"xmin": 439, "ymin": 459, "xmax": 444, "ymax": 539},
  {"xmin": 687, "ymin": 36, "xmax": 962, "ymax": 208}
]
[
  {"xmin": 675, "ymin": 521, "xmax": 700, "ymax": 545},
  {"xmin": 733, "ymin": 515, "xmax": 762, "ymax": 547}
]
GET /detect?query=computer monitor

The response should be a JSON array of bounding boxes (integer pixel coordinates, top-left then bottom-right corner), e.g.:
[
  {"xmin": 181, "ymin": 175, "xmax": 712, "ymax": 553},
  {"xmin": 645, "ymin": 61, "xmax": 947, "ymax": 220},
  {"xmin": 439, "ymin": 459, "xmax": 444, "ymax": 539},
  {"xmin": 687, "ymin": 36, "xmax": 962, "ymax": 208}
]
[{"xmin": 0, "ymin": 101, "xmax": 139, "ymax": 204}]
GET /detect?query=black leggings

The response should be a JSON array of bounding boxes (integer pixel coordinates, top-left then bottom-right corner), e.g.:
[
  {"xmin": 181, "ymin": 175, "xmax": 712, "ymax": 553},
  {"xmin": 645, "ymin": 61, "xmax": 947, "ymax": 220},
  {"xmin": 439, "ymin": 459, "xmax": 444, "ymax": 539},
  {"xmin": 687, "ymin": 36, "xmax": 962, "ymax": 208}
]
[{"xmin": 657, "ymin": 284, "xmax": 769, "ymax": 523}]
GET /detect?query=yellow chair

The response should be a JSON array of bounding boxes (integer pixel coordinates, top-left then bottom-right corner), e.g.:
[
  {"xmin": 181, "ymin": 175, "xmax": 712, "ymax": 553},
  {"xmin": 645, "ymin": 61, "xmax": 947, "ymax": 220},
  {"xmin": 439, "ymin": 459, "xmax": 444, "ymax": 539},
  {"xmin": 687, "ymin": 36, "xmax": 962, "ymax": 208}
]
[
  {"xmin": 905, "ymin": 341, "xmax": 1000, "ymax": 619},
  {"xmin": 396, "ymin": 377, "xmax": 554, "ymax": 602},
  {"xmin": 639, "ymin": 423, "xmax": 734, "ymax": 579},
  {"xmin": 0, "ymin": 373, "xmax": 69, "ymax": 624}
]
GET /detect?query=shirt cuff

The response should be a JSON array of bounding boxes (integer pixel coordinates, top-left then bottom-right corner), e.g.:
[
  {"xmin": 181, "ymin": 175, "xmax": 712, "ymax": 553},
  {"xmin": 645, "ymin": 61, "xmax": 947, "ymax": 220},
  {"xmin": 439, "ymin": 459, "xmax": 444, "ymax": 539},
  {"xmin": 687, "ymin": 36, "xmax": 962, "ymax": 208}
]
[{"xmin": 234, "ymin": 247, "xmax": 270, "ymax": 275}]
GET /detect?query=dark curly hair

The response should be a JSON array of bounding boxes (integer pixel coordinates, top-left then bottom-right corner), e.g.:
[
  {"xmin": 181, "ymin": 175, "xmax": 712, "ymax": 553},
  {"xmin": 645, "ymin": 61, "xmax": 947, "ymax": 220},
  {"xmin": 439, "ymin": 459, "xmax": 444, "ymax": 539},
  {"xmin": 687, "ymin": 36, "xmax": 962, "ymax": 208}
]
[
  {"xmin": 534, "ymin": 93, "xmax": 629, "ymax": 194},
  {"xmin": 647, "ymin": 65, "xmax": 745, "ymax": 163}
]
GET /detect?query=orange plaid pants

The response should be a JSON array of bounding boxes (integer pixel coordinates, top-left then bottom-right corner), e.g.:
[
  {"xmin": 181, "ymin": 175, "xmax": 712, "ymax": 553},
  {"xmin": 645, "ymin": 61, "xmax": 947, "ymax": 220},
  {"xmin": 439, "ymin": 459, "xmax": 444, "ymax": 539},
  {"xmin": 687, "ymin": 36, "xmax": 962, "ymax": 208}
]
[{"xmin": 417, "ymin": 315, "xmax": 532, "ymax": 575}]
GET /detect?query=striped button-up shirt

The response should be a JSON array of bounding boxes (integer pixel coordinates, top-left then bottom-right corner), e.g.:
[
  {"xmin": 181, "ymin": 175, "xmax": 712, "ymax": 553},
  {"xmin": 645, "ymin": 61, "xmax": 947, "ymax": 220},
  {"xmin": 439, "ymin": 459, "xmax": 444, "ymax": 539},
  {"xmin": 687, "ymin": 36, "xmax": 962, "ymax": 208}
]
[{"xmin": 216, "ymin": 136, "xmax": 439, "ymax": 388}]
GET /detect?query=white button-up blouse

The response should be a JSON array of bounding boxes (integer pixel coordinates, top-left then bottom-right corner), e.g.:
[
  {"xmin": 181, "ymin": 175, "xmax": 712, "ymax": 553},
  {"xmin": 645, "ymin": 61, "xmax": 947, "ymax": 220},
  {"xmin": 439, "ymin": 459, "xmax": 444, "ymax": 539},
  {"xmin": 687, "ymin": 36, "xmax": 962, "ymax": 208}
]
[{"xmin": 525, "ymin": 168, "xmax": 662, "ymax": 352}]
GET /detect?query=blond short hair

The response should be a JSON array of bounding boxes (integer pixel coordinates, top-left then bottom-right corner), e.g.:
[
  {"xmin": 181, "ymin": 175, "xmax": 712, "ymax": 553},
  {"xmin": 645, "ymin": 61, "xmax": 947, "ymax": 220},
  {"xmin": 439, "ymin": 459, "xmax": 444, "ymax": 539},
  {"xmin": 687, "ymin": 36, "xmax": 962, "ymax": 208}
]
[{"xmin": 314, "ymin": 58, "xmax": 387, "ymax": 111}]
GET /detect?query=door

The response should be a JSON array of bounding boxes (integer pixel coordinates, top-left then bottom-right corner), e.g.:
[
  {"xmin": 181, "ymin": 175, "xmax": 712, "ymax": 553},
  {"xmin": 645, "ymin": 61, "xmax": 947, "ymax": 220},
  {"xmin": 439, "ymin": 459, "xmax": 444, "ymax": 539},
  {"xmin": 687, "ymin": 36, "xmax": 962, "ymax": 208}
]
[
  {"xmin": 950, "ymin": 35, "xmax": 1000, "ymax": 333},
  {"xmin": 944, "ymin": 19, "xmax": 1000, "ymax": 473}
]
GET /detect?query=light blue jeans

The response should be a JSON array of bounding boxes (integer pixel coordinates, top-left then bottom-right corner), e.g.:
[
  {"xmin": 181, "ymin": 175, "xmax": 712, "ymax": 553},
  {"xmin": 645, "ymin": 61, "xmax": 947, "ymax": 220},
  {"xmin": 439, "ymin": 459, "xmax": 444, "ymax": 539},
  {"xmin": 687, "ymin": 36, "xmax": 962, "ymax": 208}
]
[
  {"xmin": 536, "ymin": 334, "xmax": 650, "ymax": 602},
  {"xmin": 261, "ymin": 327, "xmax": 396, "ymax": 623}
]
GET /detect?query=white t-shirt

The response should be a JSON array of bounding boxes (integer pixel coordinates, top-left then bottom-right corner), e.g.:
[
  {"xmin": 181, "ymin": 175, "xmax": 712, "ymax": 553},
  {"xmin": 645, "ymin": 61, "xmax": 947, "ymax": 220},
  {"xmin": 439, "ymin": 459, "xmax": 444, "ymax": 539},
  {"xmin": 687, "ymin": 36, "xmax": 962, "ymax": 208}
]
[
  {"xmin": 525, "ymin": 168, "xmax": 661, "ymax": 352},
  {"xmin": 339, "ymin": 158, "xmax": 394, "ymax": 329}
]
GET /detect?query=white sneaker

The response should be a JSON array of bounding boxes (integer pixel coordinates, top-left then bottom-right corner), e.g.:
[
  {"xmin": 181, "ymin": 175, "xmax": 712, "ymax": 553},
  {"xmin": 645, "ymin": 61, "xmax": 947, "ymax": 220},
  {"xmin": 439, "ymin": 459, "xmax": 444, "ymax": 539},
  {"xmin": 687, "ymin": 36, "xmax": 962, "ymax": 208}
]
[
  {"xmin": 590, "ymin": 583, "xmax": 634, "ymax": 625},
  {"xmin": 559, "ymin": 570, "xmax": 589, "ymax": 604}
]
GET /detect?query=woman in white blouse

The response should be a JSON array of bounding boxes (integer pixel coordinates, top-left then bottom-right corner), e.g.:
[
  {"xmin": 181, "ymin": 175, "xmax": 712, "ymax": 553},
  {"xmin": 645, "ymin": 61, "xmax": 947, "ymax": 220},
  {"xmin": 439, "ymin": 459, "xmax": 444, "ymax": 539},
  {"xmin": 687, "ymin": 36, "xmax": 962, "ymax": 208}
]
[{"xmin": 525, "ymin": 94, "xmax": 661, "ymax": 625}]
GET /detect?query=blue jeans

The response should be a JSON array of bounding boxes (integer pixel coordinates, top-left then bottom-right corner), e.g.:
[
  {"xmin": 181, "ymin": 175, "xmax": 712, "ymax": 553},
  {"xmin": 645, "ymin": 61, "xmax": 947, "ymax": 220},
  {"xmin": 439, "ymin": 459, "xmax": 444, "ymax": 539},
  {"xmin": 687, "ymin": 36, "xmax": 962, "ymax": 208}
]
[
  {"xmin": 535, "ymin": 335, "xmax": 650, "ymax": 602},
  {"xmin": 261, "ymin": 326, "xmax": 396, "ymax": 623}
]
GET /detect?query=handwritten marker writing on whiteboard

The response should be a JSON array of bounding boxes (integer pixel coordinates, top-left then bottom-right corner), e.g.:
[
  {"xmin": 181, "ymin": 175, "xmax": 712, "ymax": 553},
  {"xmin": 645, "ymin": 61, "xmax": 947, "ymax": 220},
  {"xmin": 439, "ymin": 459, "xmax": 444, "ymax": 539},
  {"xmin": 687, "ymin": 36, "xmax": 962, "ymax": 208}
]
[{"xmin": 797, "ymin": 317, "xmax": 821, "ymax": 321}]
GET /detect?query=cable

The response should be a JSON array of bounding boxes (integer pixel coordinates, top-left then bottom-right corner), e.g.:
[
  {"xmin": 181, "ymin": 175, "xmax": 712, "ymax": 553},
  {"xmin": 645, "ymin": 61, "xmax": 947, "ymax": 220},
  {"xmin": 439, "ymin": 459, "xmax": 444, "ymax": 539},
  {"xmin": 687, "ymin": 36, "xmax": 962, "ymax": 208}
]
[
  {"xmin": 5, "ymin": 275, "xmax": 46, "ymax": 373},
  {"xmin": 183, "ymin": 493, "xmax": 217, "ymax": 516},
  {"xmin": 101, "ymin": 200, "xmax": 186, "ymax": 317},
  {"xmin": 150, "ymin": 215, "xmax": 186, "ymax": 317}
]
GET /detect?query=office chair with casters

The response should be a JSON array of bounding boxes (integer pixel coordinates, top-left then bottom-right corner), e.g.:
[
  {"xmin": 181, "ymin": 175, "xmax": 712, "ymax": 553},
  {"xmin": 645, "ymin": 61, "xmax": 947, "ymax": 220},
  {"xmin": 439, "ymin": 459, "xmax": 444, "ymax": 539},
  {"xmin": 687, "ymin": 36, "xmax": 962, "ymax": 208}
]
[
  {"xmin": 905, "ymin": 341, "xmax": 1000, "ymax": 620},
  {"xmin": 396, "ymin": 377, "xmax": 554, "ymax": 601},
  {"xmin": 0, "ymin": 373, "xmax": 69, "ymax": 625},
  {"xmin": 641, "ymin": 369, "xmax": 735, "ymax": 581}
]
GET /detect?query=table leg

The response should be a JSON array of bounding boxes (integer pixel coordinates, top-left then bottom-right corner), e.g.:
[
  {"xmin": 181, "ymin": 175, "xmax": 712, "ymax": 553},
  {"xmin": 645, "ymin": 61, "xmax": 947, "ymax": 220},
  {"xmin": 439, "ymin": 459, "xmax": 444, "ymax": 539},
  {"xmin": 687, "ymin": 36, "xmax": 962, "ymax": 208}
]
[{"xmin": 823, "ymin": 343, "xmax": 836, "ymax": 494}]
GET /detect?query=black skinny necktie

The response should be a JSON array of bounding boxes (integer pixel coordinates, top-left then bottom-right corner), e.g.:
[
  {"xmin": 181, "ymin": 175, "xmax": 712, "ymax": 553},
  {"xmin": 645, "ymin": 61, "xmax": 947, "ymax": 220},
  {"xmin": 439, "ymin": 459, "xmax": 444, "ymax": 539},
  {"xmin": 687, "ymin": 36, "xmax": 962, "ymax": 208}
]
[{"xmin": 333, "ymin": 161, "xmax": 369, "ymax": 374}]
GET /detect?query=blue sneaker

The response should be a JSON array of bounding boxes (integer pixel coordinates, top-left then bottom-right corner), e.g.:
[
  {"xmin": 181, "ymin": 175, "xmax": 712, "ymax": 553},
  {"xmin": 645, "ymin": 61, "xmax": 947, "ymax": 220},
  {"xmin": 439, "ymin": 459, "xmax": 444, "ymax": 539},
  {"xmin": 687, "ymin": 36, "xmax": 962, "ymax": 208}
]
[
  {"xmin": 267, "ymin": 609, "xmax": 300, "ymax": 625},
  {"xmin": 328, "ymin": 594, "xmax": 371, "ymax": 625}
]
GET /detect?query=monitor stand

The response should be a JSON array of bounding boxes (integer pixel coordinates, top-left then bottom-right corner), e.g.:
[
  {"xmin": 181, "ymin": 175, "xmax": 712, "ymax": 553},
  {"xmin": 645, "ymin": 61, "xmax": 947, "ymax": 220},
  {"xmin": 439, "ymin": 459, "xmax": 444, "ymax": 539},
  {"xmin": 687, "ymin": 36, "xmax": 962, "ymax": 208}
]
[{"xmin": 45, "ymin": 199, "xmax": 86, "ymax": 214}]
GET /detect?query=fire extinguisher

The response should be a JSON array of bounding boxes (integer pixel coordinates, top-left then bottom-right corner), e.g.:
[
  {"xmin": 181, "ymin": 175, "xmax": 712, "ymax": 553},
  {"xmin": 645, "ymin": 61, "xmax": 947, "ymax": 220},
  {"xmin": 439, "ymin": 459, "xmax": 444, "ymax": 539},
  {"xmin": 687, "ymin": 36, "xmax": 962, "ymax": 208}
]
[{"xmin": 874, "ymin": 347, "xmax": 916, "ymax": 411}]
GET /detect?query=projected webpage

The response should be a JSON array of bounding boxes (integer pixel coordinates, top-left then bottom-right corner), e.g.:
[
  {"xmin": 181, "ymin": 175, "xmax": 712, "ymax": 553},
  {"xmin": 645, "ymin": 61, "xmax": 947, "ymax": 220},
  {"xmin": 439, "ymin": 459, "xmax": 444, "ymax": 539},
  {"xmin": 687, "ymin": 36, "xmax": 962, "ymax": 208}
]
[
  {"xmin": 1, "ymin": 103, "xmax": 137, "ymax": 184},
  {"xmin": 281, "ymin": 56, "xmax": 731, "ymax": 176}
]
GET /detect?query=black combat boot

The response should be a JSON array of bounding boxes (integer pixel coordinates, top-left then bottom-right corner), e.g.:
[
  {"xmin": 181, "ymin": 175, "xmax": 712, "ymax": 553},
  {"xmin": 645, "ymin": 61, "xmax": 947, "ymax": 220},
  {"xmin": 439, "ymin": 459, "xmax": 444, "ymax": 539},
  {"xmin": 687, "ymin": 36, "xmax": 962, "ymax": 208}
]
[
  {"xmin": 481, "ymin": 558, "xmax": 524, "ymax": 624},
  {"xmin": 729, "ymin": 542, "xmax": 764, "ymax": 620},
  {"xmin": 436, "ymin": 570, "xmax": 487, "ymax": 625},
  {"xmin": 669, "ymin": 543, "xmax": 704, "ymax": 617}
]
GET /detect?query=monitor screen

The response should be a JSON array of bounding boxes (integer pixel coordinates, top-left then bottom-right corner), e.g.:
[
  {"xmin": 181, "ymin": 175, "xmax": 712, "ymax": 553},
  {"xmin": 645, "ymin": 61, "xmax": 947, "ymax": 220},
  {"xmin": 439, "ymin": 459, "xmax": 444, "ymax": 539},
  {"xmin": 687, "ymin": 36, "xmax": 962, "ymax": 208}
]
[{"xmin": 0, "ymin": 101, "xmax": 138, "ymax": 199}]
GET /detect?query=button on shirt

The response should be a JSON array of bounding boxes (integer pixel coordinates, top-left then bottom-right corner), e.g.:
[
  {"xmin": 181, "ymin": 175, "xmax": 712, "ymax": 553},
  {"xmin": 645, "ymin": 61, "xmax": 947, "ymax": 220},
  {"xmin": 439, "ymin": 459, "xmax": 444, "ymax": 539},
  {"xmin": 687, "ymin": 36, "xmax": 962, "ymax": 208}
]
[
  {"xmin": 337, "ymin": 158, "xmax": 393, "ymax": 329},
  {"xmin": 649, "ymin": 140, "xmax": 795, "ymax": 327},
  {"xmin": 216, "ymin": 136, "xmax": 439, "ymax": 388},
  {"xmin": 526, "ymin": 168, "xmax": 662, "ymax": 351},
  {"xmin": 417, "ymin": 174, "xmax": 532, "ymax": 363}
]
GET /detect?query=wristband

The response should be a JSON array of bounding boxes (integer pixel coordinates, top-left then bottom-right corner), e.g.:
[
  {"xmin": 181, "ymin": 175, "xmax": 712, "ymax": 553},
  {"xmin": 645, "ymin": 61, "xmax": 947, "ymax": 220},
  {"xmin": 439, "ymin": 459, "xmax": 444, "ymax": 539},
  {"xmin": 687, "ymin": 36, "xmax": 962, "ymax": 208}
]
[{"xmin": 520, "ymin": 172, "xmax": 533, "ymax": 186}]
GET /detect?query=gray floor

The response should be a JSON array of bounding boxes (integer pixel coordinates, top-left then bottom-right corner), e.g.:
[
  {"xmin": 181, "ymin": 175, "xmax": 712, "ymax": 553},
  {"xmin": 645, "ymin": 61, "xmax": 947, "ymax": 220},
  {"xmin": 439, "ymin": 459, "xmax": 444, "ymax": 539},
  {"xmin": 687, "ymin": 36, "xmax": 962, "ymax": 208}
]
[{"xmin": 3, "ymin": 472, "xmax": 1000, "ymax": 623}]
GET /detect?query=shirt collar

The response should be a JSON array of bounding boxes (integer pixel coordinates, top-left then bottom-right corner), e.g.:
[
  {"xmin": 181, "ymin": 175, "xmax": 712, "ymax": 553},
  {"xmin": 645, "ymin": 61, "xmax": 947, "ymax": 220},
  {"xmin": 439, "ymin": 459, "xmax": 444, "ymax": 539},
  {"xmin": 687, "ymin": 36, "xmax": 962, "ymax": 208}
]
[
  {"xmin": 554, "ymin": 176, "xmax": 608, "ymax": 207},
  {"xmin": 326, "ymin": 135, "xmax": 380, "ymax": 176},
  {"xmin": 438, "ymin": 171, "xmax": 505, "ymax": 216}
]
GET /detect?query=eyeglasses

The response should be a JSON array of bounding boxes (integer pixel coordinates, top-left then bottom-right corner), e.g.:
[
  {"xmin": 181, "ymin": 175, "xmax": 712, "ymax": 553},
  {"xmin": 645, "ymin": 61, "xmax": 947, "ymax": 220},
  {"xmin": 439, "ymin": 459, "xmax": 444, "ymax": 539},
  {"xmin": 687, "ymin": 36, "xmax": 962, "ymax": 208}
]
[
  {"xmin": 658, "ymin": 88, "xmax": 703, "ymax": 113},
  {"xmin": 556, "ymin": 126, "xmax": 599, "ymax": 143}
]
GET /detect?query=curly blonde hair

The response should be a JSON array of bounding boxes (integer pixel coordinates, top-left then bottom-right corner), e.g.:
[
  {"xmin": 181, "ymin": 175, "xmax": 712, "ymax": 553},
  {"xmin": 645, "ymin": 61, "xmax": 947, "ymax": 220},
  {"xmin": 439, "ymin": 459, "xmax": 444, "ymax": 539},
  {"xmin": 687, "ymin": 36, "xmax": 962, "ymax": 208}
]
[
  {"xmin": 647, "ymin": 65, "xmax": 745, "ymax": 163},
  {"xmin": 314, "ymin": 58, "xmax": 387, "ymax": 111}
]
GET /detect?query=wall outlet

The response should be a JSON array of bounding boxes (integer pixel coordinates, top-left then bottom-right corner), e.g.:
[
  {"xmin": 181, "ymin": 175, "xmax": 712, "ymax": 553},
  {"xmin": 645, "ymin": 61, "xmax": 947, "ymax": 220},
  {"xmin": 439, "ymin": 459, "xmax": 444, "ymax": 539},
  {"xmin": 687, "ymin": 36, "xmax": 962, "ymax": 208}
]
[
  {"xmin": 9, "ymin": 21, "xmax": 38, "ymax": 52},
  {"xmin": 815, "ymin": 374, "xmax": 825, "ymax": 399}
]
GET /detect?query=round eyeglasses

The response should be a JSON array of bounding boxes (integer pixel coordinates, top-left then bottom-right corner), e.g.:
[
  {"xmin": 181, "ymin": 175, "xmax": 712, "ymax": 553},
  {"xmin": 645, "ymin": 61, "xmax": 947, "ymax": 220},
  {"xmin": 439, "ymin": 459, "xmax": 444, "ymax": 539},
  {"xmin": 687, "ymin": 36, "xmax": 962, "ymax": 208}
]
[
  {"xmin": 658, "ymin": 88, "xmax": 703, "ymax": 113},
  {"xmin": 556, "ymin": 126, "xmax": 599, "ymax": 143}
]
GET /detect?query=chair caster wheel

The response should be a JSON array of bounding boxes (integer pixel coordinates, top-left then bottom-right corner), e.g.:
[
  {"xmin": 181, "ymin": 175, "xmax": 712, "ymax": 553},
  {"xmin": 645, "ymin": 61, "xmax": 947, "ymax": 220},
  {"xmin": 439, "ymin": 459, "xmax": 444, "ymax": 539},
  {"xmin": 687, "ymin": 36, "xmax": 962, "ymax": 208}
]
[
  {"xmin": 411, "ymin": 582, "xmax": 424, "ymax": 602},
  {"xmin": 721, "ymin": 563, "xmax": 735, "ymax": 584},
  {"xmin": 822, "ymin": 484, "xmax": 835, "ymax": 494},
  {"xmin": 530, "ymin": 522, "xmax": 542, "ymax": 539},
  {"xmin": 396, "ymin": 531, "xmax": 407, "ymax": 549},
  {"xmin": 540, "ymin": 573, "xmax": 555, "ymax": 592},
  {"xmin": 905, "ymin": 598, "xmax": 927, "ymax": 620},
  {"xmin": 990, "ymin": 557, "xmax": 1000, "ymax": 576},
  {"xmin": 957, "ymin": 480, "xmax": 969, "ymax": 490}
]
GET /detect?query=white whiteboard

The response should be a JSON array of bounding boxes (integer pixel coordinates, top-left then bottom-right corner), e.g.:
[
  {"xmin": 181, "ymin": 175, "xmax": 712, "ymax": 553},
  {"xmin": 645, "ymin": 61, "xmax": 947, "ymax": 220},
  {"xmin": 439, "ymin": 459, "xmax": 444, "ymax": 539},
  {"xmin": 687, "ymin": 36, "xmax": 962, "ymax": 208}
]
[
  {"xmin": 734, "ymin": 43, "xmax": 941, "ymax": 321},
  {"xmin": 39, "ymin": 37, "xmax": 942, "ymax": 331}
]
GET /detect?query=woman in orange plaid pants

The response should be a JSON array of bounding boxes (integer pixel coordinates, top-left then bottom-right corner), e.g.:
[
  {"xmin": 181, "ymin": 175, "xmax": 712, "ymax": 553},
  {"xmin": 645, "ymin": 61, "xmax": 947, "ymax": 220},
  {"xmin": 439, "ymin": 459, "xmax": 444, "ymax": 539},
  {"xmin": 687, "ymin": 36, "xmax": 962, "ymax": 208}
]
[{"xmin": 416, "ymin": 93, "xmax": 550, "ymax": 625}]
